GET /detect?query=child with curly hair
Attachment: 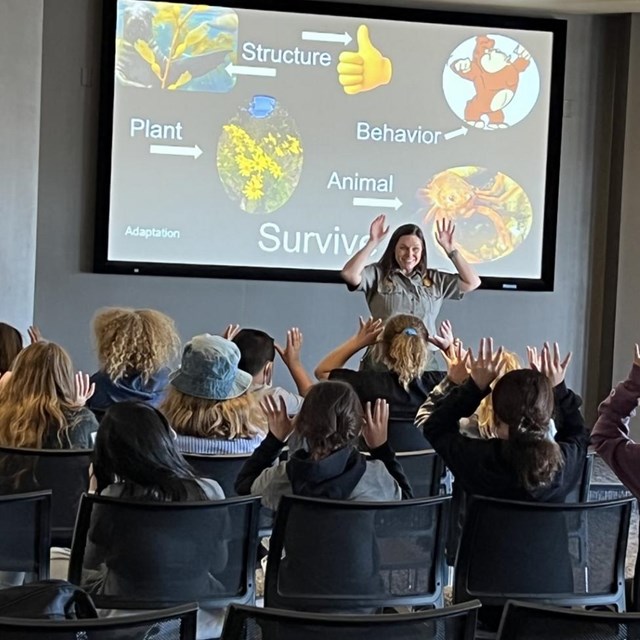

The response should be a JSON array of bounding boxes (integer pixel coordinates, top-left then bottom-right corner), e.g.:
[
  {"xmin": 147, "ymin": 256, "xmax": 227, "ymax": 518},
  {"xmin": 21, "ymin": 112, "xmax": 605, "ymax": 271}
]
[{"xmin": 88, "ymin": 308, "xmax": 181, "ymax": 416}]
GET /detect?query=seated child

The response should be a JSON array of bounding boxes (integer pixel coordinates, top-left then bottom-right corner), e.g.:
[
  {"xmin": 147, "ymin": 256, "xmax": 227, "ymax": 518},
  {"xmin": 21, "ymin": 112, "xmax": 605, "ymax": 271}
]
[
  {"xmin": 235, "ymin": 380, "xmax": 412, "ymax": 511},
  {"xmin": 162, "ymin": 334, "xmax": 267, "ymax": 455},
  {"xmin": 89, "ymin": 308, "xmax": 180, "ymax": 415},
  {"xmin": 232, "ymin": 326, "xmax": 313, "ymax": 415},
  {"xmin": 316, "ymin": 315, "xmax": 447, "ymax": 451}
]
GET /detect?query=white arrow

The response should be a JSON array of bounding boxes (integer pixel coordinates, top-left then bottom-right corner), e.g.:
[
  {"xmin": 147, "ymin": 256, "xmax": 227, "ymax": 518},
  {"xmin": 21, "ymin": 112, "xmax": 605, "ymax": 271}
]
[
  {"xmin": 353, "ymin": 196, "xmax": 402, "ymax": 211},
  {"xmin": 225, "ymin": 62, "xmax": 276, "ymax": 77},
  {"xmin": 443, "ymin": 126, "xmax": 468, "ymax": 140},
  {"xmin": 149, "ymin": 144, "xmax": 203, "ymax": 159},
  {"xmin": 301, "ymin": 30, "xmax": 352, "ymax": 45}
]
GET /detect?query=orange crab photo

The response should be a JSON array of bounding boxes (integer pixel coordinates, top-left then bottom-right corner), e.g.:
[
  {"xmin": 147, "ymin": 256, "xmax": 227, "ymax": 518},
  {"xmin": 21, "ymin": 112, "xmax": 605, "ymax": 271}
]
[{"xmin": 419, "ymin": 166, "xmax": 533, "ymax": 263}]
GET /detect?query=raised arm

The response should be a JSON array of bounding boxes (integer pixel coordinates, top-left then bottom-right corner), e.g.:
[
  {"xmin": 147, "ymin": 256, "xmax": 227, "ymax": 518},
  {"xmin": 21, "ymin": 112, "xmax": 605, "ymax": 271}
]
[
  {"xmin": 235, "ymin": 396, "xmax": 293, "ymax": 495},
  {"xmin": 314, "ymin": 317, "xmax": 383, "ymax": 380},
  {"xmin": 363, "ymin": 399, "xmax": 413, "ymax": 499},
  {"xmin": 591, "ymin": 346, "xmax": 640, "ymax": 497},
  {"xmin": 530, "ymin": 342, "xmax": 586, "ymax": 448},
  {"xmin": 276, "ymin": 327, "xmax": 314, "ymax": 396},
  {"xmin": 415, "ymin": 337, "xmax": 468, "ymax": 428},
  {"xmin": 341, "ymin": 214, "xmax": 389, "ymax": 288},
  {"xmin": 435, "ymin": 219, "xmax": 481, "ymax": 293},
  {"xmin": 421, "ymin": 338, "xmax": 500, "ymax": 459}
]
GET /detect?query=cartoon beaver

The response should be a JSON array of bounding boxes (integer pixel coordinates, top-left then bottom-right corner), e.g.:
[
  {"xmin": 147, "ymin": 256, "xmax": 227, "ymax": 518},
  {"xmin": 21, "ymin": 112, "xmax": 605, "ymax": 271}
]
[{"xmin": 451, "ymin": 35, "xmax": 531, "ymax": 129}]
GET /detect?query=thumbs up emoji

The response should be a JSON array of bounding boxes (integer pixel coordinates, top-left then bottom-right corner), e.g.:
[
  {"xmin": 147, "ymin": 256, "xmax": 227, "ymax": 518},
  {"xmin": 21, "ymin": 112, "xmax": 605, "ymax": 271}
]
[{"xmin": 337, "ymin": 25, "xmax": 392, "ymax": 95}]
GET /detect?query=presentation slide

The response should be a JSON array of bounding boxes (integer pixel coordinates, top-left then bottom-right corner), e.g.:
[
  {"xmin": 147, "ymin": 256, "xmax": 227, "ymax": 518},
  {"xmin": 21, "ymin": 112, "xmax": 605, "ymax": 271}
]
[{"xmin": 104, "ymin": 0, "xmax": 558, "ymax": 282}]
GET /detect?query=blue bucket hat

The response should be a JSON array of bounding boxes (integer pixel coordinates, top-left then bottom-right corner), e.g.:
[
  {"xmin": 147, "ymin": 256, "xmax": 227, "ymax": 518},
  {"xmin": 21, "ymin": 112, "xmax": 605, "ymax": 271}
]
[{"xmin": 170, "ymin": 334, "xmax": 252, "ymax": 400}]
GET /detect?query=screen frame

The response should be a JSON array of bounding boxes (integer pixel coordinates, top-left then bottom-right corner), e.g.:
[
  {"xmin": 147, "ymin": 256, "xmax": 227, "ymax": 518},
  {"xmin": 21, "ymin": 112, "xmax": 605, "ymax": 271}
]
[{"xmin": 94, "ymin": 0, "xmax": 566, "ymax": 292}]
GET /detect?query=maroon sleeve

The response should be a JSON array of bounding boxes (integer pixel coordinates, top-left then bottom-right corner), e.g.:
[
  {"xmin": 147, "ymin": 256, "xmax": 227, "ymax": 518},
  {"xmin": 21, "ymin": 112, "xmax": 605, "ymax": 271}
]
[{"xmin": 591, "ymin": 364, "xmax": 640, "ymax": 497}]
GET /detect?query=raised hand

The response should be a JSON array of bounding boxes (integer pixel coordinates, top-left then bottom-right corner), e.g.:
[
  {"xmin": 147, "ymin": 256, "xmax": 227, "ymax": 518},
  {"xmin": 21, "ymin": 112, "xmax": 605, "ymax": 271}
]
[
  {"xmin": 275, "ymin": 327, "xmax": 303, "ymax": 366},
  {"xmin": 468, "ymin": 338, "xmax": 504, "ymax": 391},
  {"xmin": 260, "ymin": 395, "xmax": 295, "ymax": 442},
  {"xmin": 28, "ymin": 325, "xmax": 43, "ymax": 344},
  {"xmin": 435, "ymin": 218, "xmax": 456, "ymax": 254},
  {"xmin": 428, "ymin": 319, "xmax": 454, "ymax": 352},
  {"xmin": 362, "ymin": 398, "xmax": 390, "ymax": 449},
  {"xmin": 355, "ymin": 316, "xmax": 384, "ymax": 348},
  {"xmin": 634, "ymin": 344, "xmax": 640, "ymax": 368},
  {"xmin": 526, "ymin": 345, "xmax": 541, "ymax": 371},
  {"xmin": 368, "ymin": 214, "xmax": 389, "ymax": 244},
  {"xmin": 74, "ymin": 372, "xmax": 95, "ymax": 407},
  {"xmin": 222, "ymin": 324, "xmax": 241, "ymax": 341},
  {"xmin": 539, "ymin": 342, "xmax": 572, "ymax": 387},
  {"xmin": 443, "ymin": 340, "xmax": 469, "ymax": 385}
]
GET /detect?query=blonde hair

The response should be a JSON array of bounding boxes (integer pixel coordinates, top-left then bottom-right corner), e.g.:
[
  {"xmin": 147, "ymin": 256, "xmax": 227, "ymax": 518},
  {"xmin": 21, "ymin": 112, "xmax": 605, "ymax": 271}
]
[
  {"xmin": 0, "ymin": 342, "xmax": 80, "ymax": 448},
  {"xmin": 93, "ymin": 308, "xmax": 180, "ymax": 383},
  {"xmin": 161, "ymin": 386, "xmax": 267, "ymax": 440},
  {"xmin": 476, "ymin": 350, "xmax": 522, "ymax": 438},
  {"xmin": 374, "ymin": 314, "xmax": 430, "ymax": 389}
]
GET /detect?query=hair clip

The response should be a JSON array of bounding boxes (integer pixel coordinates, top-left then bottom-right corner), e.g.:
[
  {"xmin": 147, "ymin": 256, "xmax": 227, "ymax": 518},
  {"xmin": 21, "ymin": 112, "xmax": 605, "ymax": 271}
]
[{"xmin": 403, "ymin": 328, "xmax": 418, "ymax": 336}]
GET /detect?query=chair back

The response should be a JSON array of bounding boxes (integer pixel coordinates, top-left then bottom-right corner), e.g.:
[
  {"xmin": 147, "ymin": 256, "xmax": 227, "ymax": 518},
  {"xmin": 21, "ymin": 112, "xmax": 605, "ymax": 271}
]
[
  {"xmin": 0, "ymin": 603, "xmax": 198, "ymax": 639},
  {"xmin": 183, "ymin": 453, "xmax": 251, "ymax": 497},
  {"xmin": 0, "ymin": 491, "xmax": 51, "ymax": 585},
  {"xmin": 68, "ymin": 493, "xmax": 260, "ymax": 610},
  {"xmin": 395, "ymin": 449, "xmax": 444, "ymax": 498},
  {"xmin": 497, "ymin": 599, "xmax": 640, "ymax": 639},
  {"xmin": 563, "ymin": 452, "xmax": 594, "ymax": 503},
  {"xmin": 222, "ymin": 601, "xmax": 481, "ymax": 640},
  {"xmin": 0, "ymin": 447, "xmax": 91, "ymax": 547},
  {"xmin": 454, "ymin": 496, "xmax": 633, "ymax": 612},
  {"xmin": 265, "ymin": 495, "xmax": 450, "ymax": 612}
]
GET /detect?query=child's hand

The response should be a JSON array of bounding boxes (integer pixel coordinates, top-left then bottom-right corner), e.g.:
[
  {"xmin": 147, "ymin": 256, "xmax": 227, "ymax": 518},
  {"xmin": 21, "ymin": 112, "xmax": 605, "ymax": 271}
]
[
  {"xmin": 276, "ymin": 328, "xmax": 303, "ymax": 366},
  {"xmin": 526, "ymin": 345, "xmax": 541, "ymax": 371},
  {"xmin": 362, "ymin": 399, "xmax": 389, "ymax": 449},
  {"xmin": 260, "ymin": 395, "xmax": 295, "ymax": 442},
  {"xmin": 74, "ymin": 372, "xmax": 96, "ymax": 406},
  {"xmin": 355, "ymin": 316, "xmax": 384, "ymax": 348},
  {"xmin": 443, "ymin": 340, "xmax": 469, "ymax": 385},
  {"xmin": 468, "ymin": 338, "xmax": 504, "ymax": 391},
  {"xmin": 428, "ymin": 319, "xmax": 454, "ymax": 352},
  {"xmin": 540, "ymin": 342, "xmax": 572, "ymax": 387},
  {"xmin": 222, "ymin": 324, "xmax": 241, "ymax": 340},
  {"xmin": 28, "ymin": 325, "xmax": 43, "ymax": 344}
]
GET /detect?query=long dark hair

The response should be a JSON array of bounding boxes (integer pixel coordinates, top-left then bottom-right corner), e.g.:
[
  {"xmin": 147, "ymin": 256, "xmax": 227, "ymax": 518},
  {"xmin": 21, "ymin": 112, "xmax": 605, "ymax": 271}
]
[
  {"xmin": 93, "ymin": 402, "xmax": 207, "ymax": 501},
  {"xmin": 376, "ymin": 224, "xmax": 428, "ymax": 281},
  {"xmin": 492, "ymin": 370, "xmax": 564, "ymax": 492},
  {"xmin": 296, "ymin": 381, "xmax": 363, "ymax": 460},
  {"xmin": 0, "ymin": 323, "xmax": 23, "ymax": 376}
]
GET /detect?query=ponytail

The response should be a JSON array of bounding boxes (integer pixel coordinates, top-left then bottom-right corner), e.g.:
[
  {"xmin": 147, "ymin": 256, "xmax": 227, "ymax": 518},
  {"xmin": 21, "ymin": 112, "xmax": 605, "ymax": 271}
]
[
  {"xmin": 374, "ymin": 315, "xmax": 430, "ymax": 389},
  {"xmin": 492, "ymin": 370, "xmax": 564, "ymax": 491}
]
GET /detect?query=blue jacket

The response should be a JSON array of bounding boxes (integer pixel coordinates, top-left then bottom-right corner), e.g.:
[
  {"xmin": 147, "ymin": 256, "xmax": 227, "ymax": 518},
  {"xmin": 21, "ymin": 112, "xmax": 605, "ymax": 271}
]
[{"xmin": 88, "ymin": 368, "xmax": 170, "ymax": 412}]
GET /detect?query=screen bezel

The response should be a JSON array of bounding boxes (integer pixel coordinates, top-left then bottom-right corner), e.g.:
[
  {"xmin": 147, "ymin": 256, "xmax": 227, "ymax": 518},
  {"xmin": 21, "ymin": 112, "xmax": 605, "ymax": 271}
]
[{"xmin": 94, "ymin": 0, "xmax": 566, "ymax": 292}]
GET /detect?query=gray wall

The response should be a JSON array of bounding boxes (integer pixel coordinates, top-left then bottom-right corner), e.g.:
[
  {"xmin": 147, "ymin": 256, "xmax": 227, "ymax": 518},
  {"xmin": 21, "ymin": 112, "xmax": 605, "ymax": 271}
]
[
  {"xmin": 33, "ymin": 2, "xmax": 606, "ymax": 396},
  {"xmin": 613, "ymin": 15, "xmax": 640, "ymax": 388},
  {"xmin": 0, "ymin": 1, "xmax": 43, "ymax": 335}
]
